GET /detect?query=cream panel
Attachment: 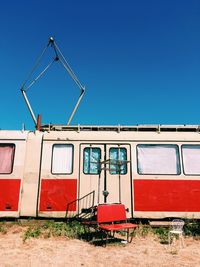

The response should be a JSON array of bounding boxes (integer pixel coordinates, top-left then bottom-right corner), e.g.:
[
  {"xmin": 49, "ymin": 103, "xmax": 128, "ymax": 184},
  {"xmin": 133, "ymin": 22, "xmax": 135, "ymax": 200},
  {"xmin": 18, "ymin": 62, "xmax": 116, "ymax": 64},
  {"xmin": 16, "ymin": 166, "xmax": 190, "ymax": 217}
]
[
  {"xmin": 40, "ymin": 141, "xmax": 79, "ymax": 179},
  {"xmin": 37, "ymin": 140, "xmax": 79, "ymax": 218},
  {"xmin": 43, "ymin": 130, "xmax": 200, "ymax": 142},
  {"xmin": 38, "ymin": 211, "xmax": 76, "ymax": 218},
  {"xmin": 20, "ymin": 132, "xmax": 43, "ymax": 216},
  {"xmin": 0, "ymin": 212, "xmax": 19, "ymax": 218}
]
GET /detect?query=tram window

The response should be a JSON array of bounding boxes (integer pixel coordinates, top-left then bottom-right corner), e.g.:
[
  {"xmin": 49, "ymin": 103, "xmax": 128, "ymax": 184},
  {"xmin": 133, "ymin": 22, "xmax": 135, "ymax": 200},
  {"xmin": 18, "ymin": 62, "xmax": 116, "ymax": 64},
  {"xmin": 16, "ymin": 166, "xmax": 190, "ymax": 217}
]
[
  {"xmin": 0, "ymin": 144, "xmax": 15, "ymax": 174},
  {"xmin": 83, "ymin": 147, "xmax": 101, "ymax": 174},
  {"xmin": 52, "ymin": 144, "xmax": 73, "ymax": 174},
  {"xmin": 137, "ymin": 144, "xmax": 180, "ymax": 175},
  {"xmin": 109, "ymin": 148, "xmax": 127, "ymax": 175},
  {"xmin": 182, "ymin": 145, "xmax": 200, "ymax": 175}
]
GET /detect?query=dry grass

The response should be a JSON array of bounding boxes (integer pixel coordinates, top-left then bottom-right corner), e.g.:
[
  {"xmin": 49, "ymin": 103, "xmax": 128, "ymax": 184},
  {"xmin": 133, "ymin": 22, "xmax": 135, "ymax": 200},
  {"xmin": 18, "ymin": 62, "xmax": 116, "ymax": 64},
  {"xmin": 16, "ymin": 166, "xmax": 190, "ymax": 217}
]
[{"xmin": 0, "ymin": 220, "xmax": 199, "ymax": 266}]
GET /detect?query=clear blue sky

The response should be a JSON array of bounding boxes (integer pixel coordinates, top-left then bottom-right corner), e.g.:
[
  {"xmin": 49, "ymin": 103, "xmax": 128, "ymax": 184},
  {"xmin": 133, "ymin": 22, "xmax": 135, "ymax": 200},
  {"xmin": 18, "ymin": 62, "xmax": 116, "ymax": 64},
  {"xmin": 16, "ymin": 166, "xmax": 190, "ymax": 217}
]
[{"xmin": 1, "ymin": 0, "xmax": 200, "ymax": 130}]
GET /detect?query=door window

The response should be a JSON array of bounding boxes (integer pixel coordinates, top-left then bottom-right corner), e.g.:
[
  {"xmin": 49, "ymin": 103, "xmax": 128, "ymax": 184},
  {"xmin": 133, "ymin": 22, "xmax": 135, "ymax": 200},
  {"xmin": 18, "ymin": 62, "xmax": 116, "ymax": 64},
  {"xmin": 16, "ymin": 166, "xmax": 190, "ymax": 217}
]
[
  {"xmin": 83, "ymin": 147, "xmax": 101, "ymax": 174},
  {"xmin": 109, "ymin": 147, "xmax": 127, "ymax": 174}
]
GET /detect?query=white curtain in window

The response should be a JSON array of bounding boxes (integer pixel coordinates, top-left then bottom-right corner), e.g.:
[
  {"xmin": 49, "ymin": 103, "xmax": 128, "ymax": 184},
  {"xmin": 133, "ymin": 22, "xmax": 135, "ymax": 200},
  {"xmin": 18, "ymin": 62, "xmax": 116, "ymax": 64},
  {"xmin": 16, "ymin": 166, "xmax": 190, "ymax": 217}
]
[
  {"xmin": 137, "ymin": 145, "xmax": 179, "ymax": 174},
  {"xmin": 182, "ymin": 145, "xmax": 200, "ymax": 175},
  {"xmin": 0, "ymin": 145, "xmax": 14, "ymax": 174},
  {"xmin": 52, "ymin": 145, "xmax": 73, "ymax": 174}
]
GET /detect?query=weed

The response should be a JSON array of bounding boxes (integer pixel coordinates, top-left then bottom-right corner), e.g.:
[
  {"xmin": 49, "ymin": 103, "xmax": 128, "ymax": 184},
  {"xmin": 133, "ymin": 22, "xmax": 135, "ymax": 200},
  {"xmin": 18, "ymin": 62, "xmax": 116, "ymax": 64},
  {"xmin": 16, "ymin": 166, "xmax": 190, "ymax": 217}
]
[
  {"xmin": 0, "ymin": 222, "xmax": 7, "ymax": 234},
  {"xmin": 184, "ymin": 219, "xmax": 200, "ymax": 237},
  {"xmin": 136, "ymin": 224, "xmax": 152, "ymax": 237},
  {"xmin": 7, "ymin": 218, "xmax": 200, "ymax": 245},
  {"xmin": 152, "ymin": 219, "xmax": 200, "ymax": 244},
  {"xmin": 23, "ymin": 226, "xmax": 42, "ymax": 241},
  {"xmin": 153, "ymin": 227, "xmax": 169, "ymax": 244},
  {"xmin": 23, "ymin": 220, "xmax": 85, "ymax": 241}
]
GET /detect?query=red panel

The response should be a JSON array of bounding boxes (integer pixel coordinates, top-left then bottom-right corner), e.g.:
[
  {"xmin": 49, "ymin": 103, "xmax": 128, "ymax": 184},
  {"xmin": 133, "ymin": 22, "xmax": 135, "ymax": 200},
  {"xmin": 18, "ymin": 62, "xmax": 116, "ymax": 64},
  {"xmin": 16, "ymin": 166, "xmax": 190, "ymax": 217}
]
[
  {"xmin": 0, "ymin": 179, "xmax": 21, "ymax": 211},
  {"xmin": 97, "ymin": 204, "xmax": 126, "ymax": 223},
  {"xmin": 134, "ymin": 179, "xmax": 200, "ymax": 212},
  {"xmin": 39, "ymin": 179, "xmax": 77, "ymax": 211}
]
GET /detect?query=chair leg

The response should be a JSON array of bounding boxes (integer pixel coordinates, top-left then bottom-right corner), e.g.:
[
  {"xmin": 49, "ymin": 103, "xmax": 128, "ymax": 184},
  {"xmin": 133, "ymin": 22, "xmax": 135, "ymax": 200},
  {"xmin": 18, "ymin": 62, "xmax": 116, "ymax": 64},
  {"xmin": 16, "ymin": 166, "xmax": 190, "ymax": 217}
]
[
  {"xmin": 127, "ymin": 229, "xmax": 134, "ymax": 243},
  {"xmin": 83, "ymin": 225, "xmax": 90, "ymax": 241},
  {"xmin": 104, "ymin": 231, "xmax": 109, "ymax": 247},
  {"xmin": 169, "ymin": 232, "xmax": 184, "ymax": 250},
  {"xmin": 127, "ymin": 229, "xmax": 129, "ymax": 242},
  {"xmin": 101, "ymin": 230, "xmax": 109, "ymax": 247},
  {"xmin": 111, "ymin": 230, "xmax": 115, "ymax": 238},
  {"xmin": 180, "ymin": 233, "xmax": 184, "ymax": 248},
  {"xmin": 168, "ymin": 232, "xmax": 171, "ymax": 247}
]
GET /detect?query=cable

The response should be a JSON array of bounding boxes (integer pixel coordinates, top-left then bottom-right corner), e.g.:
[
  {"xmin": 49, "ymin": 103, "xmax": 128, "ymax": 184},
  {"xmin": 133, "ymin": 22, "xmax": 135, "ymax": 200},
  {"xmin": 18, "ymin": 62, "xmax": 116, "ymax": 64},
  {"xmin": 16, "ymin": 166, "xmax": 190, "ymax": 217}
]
[
  {"xmin": 54, "ymin": 42, "xmax": 85, "ymax": 91},
  {"xmin": 25, "ymin": 59, "xmax": 56, "ymax": 92},
  {"xmin": 21, "ymin": 44, "xmax": 49, "ymax": 90}
]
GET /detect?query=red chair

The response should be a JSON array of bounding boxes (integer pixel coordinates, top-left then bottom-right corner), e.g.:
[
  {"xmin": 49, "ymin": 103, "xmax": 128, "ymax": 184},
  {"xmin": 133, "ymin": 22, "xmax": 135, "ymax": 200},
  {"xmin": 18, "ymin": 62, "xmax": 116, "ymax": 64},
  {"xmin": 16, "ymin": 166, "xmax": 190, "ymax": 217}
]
[{"xmin": 97, "ymin": 203, "xmax": 137, "ymax": 245}]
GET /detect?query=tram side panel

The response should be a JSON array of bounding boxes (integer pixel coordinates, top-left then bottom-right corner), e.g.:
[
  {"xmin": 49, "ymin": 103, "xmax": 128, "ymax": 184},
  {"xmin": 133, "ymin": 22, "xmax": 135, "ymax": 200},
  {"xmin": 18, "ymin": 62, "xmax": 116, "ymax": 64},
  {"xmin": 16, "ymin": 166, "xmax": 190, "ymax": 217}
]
[
  {"xmin": 20, "ymin": 132, "xmax": 43, "ymax": 217},
  {"xmin": 38, "ymin": 140, "xmax": 79, "ymax": 218},
  {"xmin": 132, "ymin": 142, "xmax": 200, "ymax": 219},
  {"xmin": 0, "ymin": 132, "xmax": 27, "ymax": 217}
]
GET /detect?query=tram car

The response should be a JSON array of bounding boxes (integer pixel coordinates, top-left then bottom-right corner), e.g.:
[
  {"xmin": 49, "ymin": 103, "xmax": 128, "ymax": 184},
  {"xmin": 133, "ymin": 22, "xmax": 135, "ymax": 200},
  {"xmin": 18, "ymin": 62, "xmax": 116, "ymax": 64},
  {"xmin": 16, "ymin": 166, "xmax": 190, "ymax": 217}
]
[{"xmin": 1, "ymin": 124, "xmax": 200, "ymax": 219}]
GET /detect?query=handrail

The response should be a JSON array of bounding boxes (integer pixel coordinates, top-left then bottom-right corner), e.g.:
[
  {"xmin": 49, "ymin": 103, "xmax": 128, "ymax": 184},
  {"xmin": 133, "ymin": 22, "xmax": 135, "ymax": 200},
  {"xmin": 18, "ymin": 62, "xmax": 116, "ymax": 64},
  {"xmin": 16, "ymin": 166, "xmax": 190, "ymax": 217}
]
[
  {"xmin": 39, "ymin": 124, "xmax": 200, "ymax": 133},
  {"xmin": 65, "ymin": 190, "xmax": 95, "ymax": 218}
]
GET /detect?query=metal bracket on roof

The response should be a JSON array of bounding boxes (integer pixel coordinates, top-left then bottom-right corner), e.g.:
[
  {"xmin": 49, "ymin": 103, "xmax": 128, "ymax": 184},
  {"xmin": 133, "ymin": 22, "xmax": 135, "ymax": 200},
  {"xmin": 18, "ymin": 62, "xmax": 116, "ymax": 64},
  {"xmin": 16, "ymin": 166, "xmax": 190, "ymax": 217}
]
[
  {"xmin": 20, "ymin": 37, "xmax": 85, "ymax": 128},
  {"xmin": 157, "ymin": 124, "xmax": 161, "ymax": 134},
  {"xmin": 117, "ymin": 124, "xmax": 121, "ymax": 133}
]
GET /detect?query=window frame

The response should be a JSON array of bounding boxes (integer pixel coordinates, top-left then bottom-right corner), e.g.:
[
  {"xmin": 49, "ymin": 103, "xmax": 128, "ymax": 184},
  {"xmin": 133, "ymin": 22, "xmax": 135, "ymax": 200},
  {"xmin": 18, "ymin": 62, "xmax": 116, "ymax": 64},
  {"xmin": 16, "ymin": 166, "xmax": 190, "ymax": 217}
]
[
  {"xmin": 136, "ymin": 144, "xmax": 181, "ymax": 176},
  {"xmin": 51, "ymin": 144, "xmax": 74, "ymax": 175},
  {"xmin": 109, "ymin": 147, "xmax": 128, "ymax": 175},
  {"xmin": 0, "ymin": 143, "xmax": 15, "ymax": 175},
  {"xmin": 83, "ymin": 147, "xmax": 101, "ymax": 175},
  {"xmin": 181, "ymin": 144, "xmax": 200, "ymax": 176}
]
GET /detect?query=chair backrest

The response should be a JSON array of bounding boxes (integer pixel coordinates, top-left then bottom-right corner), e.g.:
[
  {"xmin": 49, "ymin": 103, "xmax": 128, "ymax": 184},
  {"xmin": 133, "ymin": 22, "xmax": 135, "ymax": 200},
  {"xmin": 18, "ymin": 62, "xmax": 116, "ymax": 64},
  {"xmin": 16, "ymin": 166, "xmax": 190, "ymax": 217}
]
[
  {"xmin": 171, "ymin": 219, "xmax": 184, "ymax": 231},
  {"xmin": 97, "ymin": 203, "xmax": 126, "ymax": 223}
]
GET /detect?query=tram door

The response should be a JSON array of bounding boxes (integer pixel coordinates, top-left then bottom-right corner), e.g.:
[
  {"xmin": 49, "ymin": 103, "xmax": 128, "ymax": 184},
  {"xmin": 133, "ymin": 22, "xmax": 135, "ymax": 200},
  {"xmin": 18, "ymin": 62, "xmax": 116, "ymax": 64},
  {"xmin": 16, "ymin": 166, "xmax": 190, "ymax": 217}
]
[{"xmin": 79, "ymin": 144, "xmax": 132, "ymax": 217}]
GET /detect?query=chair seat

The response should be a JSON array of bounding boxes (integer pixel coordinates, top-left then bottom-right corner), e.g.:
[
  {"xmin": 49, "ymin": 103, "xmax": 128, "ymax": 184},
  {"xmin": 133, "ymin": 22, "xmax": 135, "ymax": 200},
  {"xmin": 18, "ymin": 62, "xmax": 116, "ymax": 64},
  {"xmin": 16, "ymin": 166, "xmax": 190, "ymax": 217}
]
[
  {"xmin": 99, "ymin": 223, "xmax": 137, "ymax": 231},
  {"xmin": 118, "ymin": 223, "xmax": 138, "ymax": 229},
  {"xmin": 169, "ymin": 230, "xmax": 183, "ymax": 234},
  {"xmin": 99, "ymin": 224, "xmax": 123, "ymax": 231}
]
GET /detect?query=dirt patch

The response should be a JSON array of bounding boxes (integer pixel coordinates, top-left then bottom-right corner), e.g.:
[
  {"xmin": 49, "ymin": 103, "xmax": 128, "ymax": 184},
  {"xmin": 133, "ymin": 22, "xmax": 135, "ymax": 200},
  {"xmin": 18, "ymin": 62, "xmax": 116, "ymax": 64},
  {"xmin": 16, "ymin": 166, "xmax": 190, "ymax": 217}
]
[{"xmin": 0, "ymin": 225, "xmax": 200, "ymax": 267}]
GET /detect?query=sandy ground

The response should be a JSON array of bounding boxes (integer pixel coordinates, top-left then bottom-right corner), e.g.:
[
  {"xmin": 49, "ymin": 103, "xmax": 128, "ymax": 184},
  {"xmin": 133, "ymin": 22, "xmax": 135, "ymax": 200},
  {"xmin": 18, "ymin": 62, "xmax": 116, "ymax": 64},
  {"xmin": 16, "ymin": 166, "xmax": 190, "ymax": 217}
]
[{"xmin": 0, "ymin": 226, "xmax": 200, "ymax": 267}]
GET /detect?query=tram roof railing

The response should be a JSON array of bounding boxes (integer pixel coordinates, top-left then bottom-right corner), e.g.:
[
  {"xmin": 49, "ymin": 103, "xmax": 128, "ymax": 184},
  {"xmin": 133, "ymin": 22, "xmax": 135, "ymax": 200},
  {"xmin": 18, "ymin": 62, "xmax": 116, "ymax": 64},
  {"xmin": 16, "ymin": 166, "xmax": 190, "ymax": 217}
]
[{"xmin": 39, "ymin": 124, "xmax": 200, "ymax": 133}]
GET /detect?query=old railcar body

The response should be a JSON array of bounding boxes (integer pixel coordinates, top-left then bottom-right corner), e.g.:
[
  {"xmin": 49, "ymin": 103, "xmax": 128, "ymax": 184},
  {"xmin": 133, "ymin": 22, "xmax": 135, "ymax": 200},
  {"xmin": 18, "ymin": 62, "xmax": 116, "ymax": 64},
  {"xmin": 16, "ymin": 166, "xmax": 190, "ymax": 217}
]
[{"xmin": 1, "ymin": 125, "xmax": 200, "ymax": 219}]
